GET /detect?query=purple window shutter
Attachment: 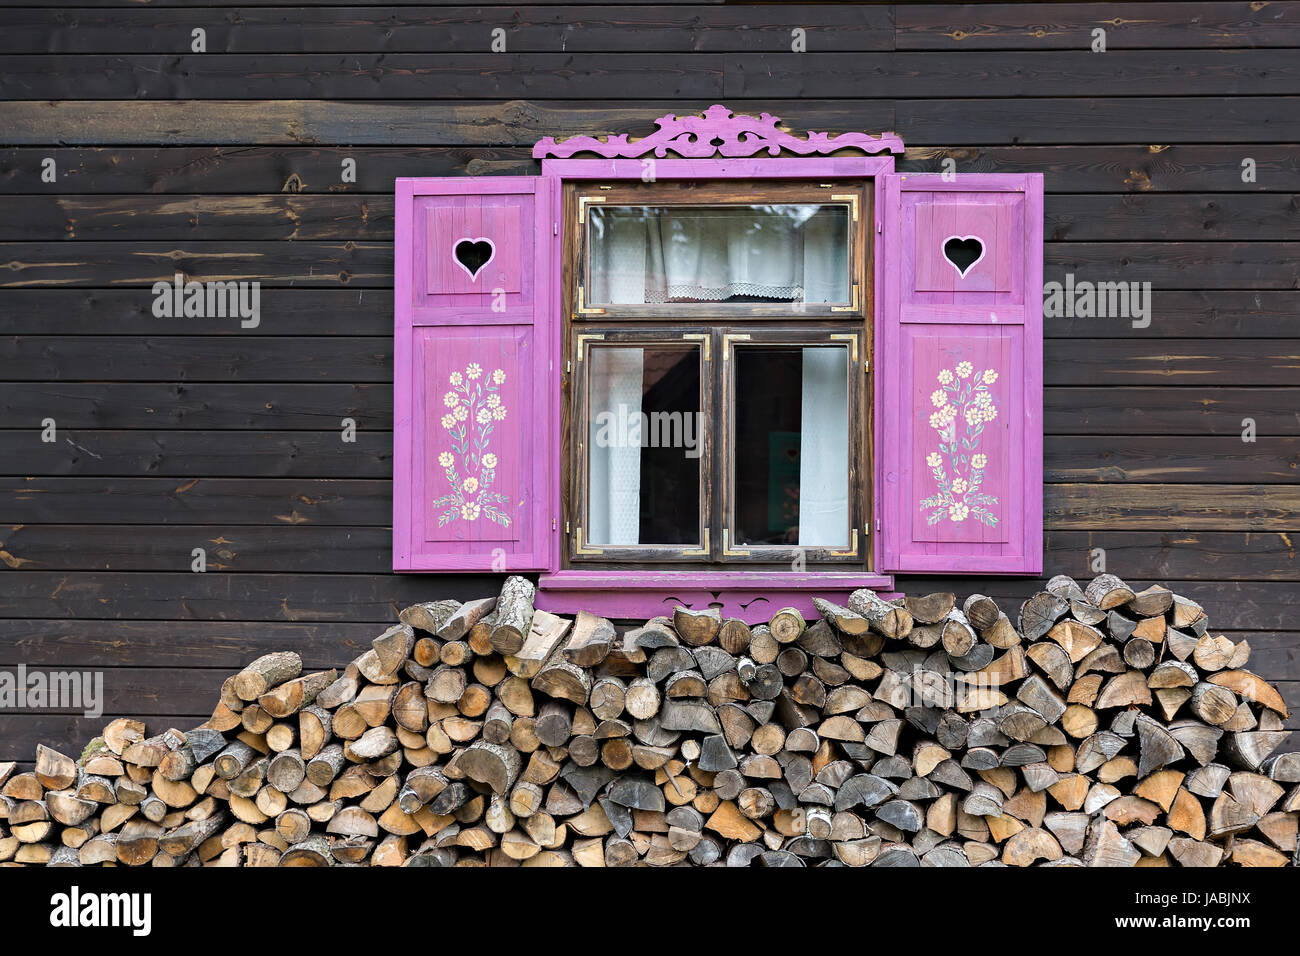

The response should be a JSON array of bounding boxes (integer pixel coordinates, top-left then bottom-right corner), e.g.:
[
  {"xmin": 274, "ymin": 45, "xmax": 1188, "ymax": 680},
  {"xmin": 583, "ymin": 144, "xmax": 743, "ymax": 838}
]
[
  {"xmin": 394, "ymin": 176, "xmax": 559, "ymax": 572},
  {"xmin": 879, "ymin": 174, "xmax": 1043, "ymax": 574}
]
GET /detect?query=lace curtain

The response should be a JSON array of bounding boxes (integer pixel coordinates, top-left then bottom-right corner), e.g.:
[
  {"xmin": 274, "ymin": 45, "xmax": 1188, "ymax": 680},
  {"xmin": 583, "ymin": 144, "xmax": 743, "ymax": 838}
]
[{"xmin": 590, "ymin": 205, "xmax": 848, "ymax": 306}]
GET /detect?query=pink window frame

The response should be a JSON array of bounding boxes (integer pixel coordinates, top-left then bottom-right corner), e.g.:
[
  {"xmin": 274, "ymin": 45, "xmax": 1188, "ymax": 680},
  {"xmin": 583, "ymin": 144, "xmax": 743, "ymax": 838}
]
[{"xmin": 536, "ymin": 156, "xmax": 898, "ymax": 614}]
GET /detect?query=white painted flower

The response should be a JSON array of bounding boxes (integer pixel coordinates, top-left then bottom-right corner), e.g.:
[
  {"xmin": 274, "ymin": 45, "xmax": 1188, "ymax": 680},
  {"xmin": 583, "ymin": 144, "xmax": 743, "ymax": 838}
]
[
  {"xmin": 438, "ymin": 452, "xmax": 454, "ymax": 468},
  {"xmin": 937, "ymin": 369, "xmax": 953, "ymax": 385},
  {"xmin": 466, "ymin": 363, "xmax": 483, "ymax": 380},
  {"xmin": 482, "ymin": 453, "xmax": 498, "ymax": 469},
  {"xmin": 461, "ymin": 502, "xmax": 480, "ymax": 521},
  {"xmin": 965, "ymin": 405, "xmax": 983, "ymax": 427},
  {"xmin": 948, "ymin": 503, "xmax": 969, "ymax": 522},
  {"xmin": 930, "ymin": 389, "xmax": 948, "ymax": 408},
  {"xmin": 983, "ymin": 369, "xmax": 998, "ymax": 385},
  {"xmin": 956, "ymin": 361, "xmax": 973, "ymax": 379},
  {"xmin": 477, "ymin": 408, "xmax": 492, "ymax": 424},
  {"xmin": 486, "ymin": 393, "xmax": 501, "ymax": 408},
  {"xmin": 449, "ymin": 371, "xmax": 463, "ymax": 386},
  {"xmin": 982, "ymin": 405, "xmax": 997, "ymax": 422},
  {"xmin": 972, "ymin": 453, "xmax": 987, "ymax": 470},
  {"xmin": 462, "ymin": 477, "xmax": 479, "ymax": 493},
  {"xmin": 926, "ymin": 452, "xmax": 942, "ymax": 468},
  {"xmin": 929, "ymin": 411, "xmax": 945, "ymax": 429},
  {"xmin": 492, "ymin": 406, "xmax": 507, "ymax": 421},
  {"xmin": 453, "ymin": 405, "xmax": 469, "ymax": 421},
  {"xmin": 492, "ymin": 369, "xmax": 506, "ymax": 384},
  {"xmin": 440, "ymin": 413, "xmax": 456, "ymax": 429},
  {"xmin": 951, "ymin": 478, "xmax": 968, "ymax": 495},
  {"xmin": 443, "ymin": 391, "xmax": 460, "ymax": 408}
]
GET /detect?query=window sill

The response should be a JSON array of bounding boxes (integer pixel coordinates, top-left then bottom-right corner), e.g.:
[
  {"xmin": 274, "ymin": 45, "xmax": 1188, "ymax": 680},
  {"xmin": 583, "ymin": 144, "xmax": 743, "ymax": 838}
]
[{"xmin": 536, "ymin": 570, "xmax": 895, "ymax": 625}]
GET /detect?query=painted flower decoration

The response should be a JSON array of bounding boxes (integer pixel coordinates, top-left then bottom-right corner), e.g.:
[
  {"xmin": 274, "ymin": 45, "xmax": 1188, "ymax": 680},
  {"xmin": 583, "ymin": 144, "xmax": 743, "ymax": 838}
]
[
  {"xmin": 431, "ymin": 360, "xmax": 512, "ymax": 528},
  {"xmin": 919, "ymin": 363, "xmax": 1000, "ymax": 528}
]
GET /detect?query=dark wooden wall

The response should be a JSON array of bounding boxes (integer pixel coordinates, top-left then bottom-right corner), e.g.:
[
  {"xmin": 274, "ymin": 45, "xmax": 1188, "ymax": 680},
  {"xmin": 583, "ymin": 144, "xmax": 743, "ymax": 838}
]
[{"xmin": 1, "ymin": 1, "xmax": 1297, "ymax": 762}]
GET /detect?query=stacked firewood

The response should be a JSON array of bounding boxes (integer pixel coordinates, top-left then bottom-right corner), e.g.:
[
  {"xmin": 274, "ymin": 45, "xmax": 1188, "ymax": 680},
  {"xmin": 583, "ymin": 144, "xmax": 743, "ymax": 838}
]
[{"xmin": 2, "ymin": 573, "xmax": 1297, "ymax": 866}]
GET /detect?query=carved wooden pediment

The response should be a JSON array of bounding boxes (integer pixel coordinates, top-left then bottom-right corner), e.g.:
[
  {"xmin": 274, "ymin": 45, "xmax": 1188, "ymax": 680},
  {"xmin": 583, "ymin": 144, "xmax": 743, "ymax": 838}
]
[{"xmin": 533, "ymin": 104, "xmax": 904, "ymax": 159}]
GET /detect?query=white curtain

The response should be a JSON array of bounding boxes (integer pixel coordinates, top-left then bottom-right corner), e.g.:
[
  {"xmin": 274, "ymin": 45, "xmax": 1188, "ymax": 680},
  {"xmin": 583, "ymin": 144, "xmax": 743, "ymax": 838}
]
[
  {"xmin": 590, "ymin": 206, "xmax": 847, "ymax": 305},
  {"xmin": 798, "ymin": 348, "xmax": 849, "ymax": 547},
  {"xmin": 588, "ymin": 348, "xmax": 644, "ymax": 545}
]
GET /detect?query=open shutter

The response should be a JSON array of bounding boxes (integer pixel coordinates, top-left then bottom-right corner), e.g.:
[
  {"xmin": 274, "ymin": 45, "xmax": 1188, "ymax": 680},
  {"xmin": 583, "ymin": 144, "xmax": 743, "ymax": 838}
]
[
  {"xmin": 394, "ymin": 176, "xmax": 558, "ymax": 571},
  {"xmin": 880, "ymin": 173, "xmax": 1043, "ymax": 574}
]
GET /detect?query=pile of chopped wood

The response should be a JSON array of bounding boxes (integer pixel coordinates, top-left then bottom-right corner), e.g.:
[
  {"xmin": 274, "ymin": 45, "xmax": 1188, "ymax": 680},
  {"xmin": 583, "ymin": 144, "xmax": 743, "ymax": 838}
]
[{"xmin": 2, "ymin": 573, "xmax": 1297, "ymax": 867}]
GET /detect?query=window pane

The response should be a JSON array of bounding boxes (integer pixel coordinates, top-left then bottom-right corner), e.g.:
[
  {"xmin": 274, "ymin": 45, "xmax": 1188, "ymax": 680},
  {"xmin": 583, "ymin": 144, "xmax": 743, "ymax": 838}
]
[
  {"xmin": 586, "ymin": 345, "xmax": 702, "ymax": 546},
  {"xmin": 587, "ymin": 204, "xmax": 850, "ymax": 307},
  {"xmin": 732, "ymin": 345, "xmax": 849, "ymax": 548}
]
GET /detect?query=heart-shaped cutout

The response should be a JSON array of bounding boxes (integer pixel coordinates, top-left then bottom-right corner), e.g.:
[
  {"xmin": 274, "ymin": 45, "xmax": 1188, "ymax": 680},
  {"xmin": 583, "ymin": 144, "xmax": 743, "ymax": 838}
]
[
  {"xmin": 453, "ymin": 237, "xmax": 495, "ymax": 281},
  {"xmin": 942, "ymin": 235, "xmax": 985, "ymax": 278}
]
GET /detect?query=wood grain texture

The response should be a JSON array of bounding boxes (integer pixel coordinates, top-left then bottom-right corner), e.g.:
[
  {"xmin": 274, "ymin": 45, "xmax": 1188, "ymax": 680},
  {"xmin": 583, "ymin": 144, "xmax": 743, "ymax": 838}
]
[{"xmin": 0, "ymin": 1, "xmax": 1296, "ymax": 755}]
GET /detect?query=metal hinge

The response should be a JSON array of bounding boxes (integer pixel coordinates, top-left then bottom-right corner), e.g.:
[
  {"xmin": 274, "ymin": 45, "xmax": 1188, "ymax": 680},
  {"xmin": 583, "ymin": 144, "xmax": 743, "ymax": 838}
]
[{"xmin": 552, "ymin": 518, "xmax": 557, "ymax": 531}]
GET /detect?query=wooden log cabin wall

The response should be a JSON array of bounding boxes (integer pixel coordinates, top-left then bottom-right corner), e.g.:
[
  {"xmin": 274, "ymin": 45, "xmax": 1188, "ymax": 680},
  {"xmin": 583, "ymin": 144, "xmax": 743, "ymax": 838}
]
[{"xmin": 0, "ymin": 1, "xmax": 1297, "ymax": 772}]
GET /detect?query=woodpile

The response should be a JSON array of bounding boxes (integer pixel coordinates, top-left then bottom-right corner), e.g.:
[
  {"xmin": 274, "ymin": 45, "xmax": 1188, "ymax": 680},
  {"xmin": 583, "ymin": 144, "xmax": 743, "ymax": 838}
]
[{"xmin": 2, "ymin": 573, "xmax": 1297, "ymax": 867}]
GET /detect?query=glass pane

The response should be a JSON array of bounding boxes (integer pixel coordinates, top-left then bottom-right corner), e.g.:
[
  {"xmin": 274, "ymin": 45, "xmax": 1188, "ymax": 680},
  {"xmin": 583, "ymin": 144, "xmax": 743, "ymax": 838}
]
[
  {"xmin": 586, "ymin": 345, "xmax": 702, "ymax": 547},
  {"xmin": 587, "ymin": 203, "xmax": 850, "ymax": 307},
  {"xmin": 732, "ymin": 345, "xmax": 849, "ymax": 548}
]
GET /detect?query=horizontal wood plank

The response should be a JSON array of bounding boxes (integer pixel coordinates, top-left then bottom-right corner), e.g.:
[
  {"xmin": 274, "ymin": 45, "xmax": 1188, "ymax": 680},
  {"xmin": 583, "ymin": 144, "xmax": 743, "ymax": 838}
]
[
  {"xmin": 1043, "ymin": 532, "xmax": 1300, "ymax": 582},
  {"xmin": 0, "ymin": 477, "xmax": 393, "ymax": 525},
  {"xmin": 0, "ymin": 571, "xmax": 500, "ymax": 621},
  {"xmin": 896, "ymin": 2, "xmax": 1300, "ymax": 49},
  {"xmin": 6, "ymin": 98, "xmax": 1299, "ymax": 146},
  {"xmin": 8, "ymin": 382, "xmax": 1291, "ymax": 435},
  {"xmin": 1045, "ymin": 484, "xmax": 1300, "ymax": 531},
  {"xmin": 6, "ymin": 526, "xmax": 1298, "ymax": 581},
  {"xmin": 0, "ymin": 618, "xmax": 386, "ymax": 668},
  {"xmin": 8, "ymin": 50, "xmax": 1300, "ymax": 101},
  {"xmin": 6, "ymin": 194, "xmax": 1300, "ymax": 243},
  {"xmin": 1, "ymin": 288, "xmax": 1295, "ymax": 338},
  {"xmin": 0, "ymin": 429, "xmax": 393, "ymax": 477},
  {"xmin": 1046, "ymin": 387, "xmax": 1300, "ymax": 436},
  {"xmin": 2, "ymin": 430, "xmax": 1294, "ymax": 482},
  {"xmin": 5, "ymin": 145, "xmax": 1299, "ymax": 195},
  {"xmin": 1044, "ymin": 436, "xmax": 1300, "ymax": 482},
  {"xmin": 0, "ymin": 336, "xmax": 392, "ymax": 381},
  {"xmin": 2, "ymin": 5, "xmax": 879, "ymax": 54},
  {"xmin": 8, "ymin": 336, "xmax": 1298, "ymax": 386}
]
